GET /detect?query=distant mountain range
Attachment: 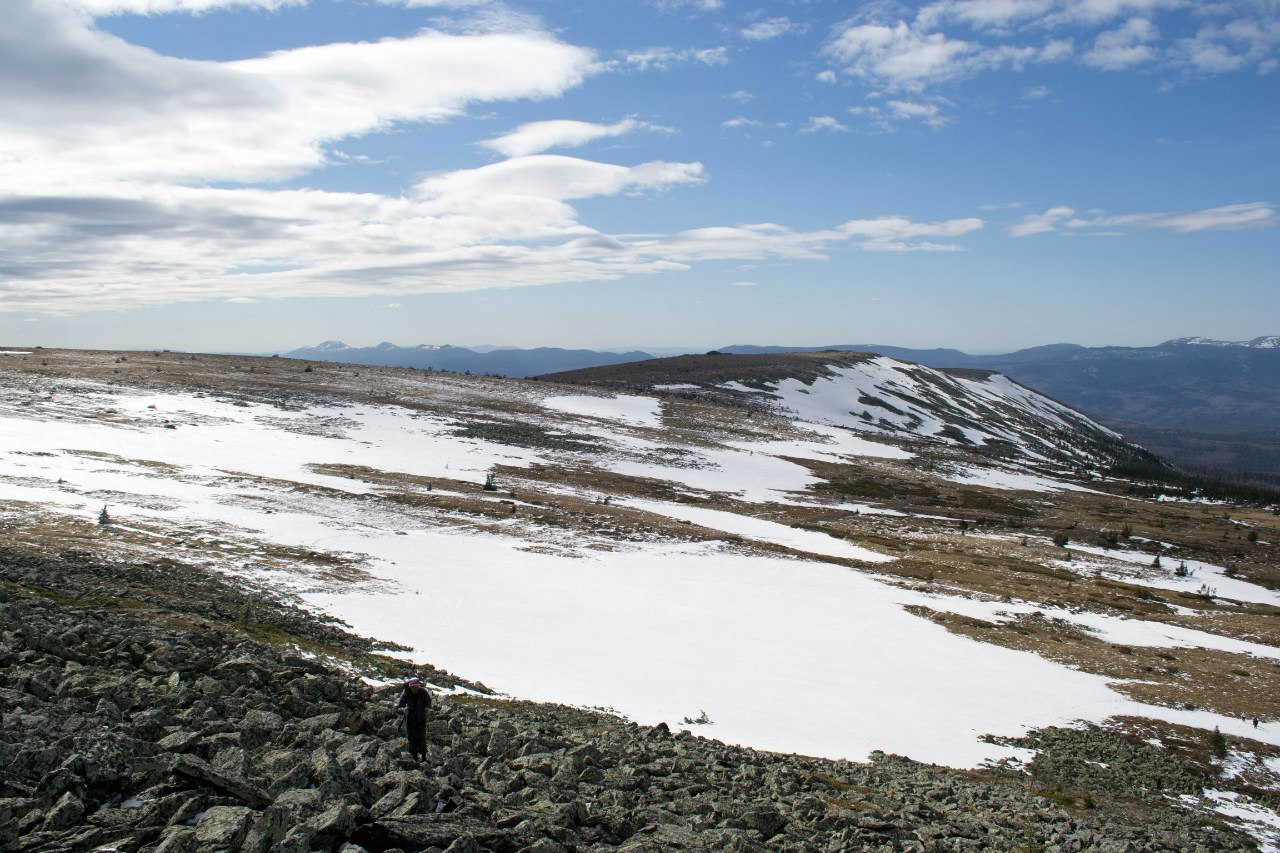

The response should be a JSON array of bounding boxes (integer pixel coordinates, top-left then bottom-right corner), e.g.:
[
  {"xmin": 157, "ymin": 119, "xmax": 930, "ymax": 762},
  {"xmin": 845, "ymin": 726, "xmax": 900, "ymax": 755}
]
[
  {"xmin": 284, "ymin": 341, "xmax": 654, "ymax": 377},
  {"xmin": 720, "ymin": 337, "xmax": 1280, "ymax": 486},
  {"xmin": 281, "ymin": 336, "xmax": 1280, "ymax": 485}
]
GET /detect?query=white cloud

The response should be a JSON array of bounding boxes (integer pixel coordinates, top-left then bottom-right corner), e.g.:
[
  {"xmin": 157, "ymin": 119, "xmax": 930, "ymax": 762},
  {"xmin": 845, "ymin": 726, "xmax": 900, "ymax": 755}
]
[
  {"xmin": 649, "ymin": 0, "xmax": 723, "ymax": 12},
  {"xmin": 721, "ymin": 116, "xmax": 764, "ymax": 129},
  {"xmin": 70, "ymin": 0, "xmax": 493, "ymax": 11},
  {"xmin": 0, "ymin": 174, "xmax": 990, "ymax": 311},
  {"xmin": 824, "ymin": 1, "xmax": 1273, "ymax": 93},
  {"xmin": 887, "ymin": 99, "xmax": 950, "ymax": 126},
  {"xmin": 725, "ymin": 89, "xmax": 754, "ymax": 102},
  {"xmin": 382, "ymin": 0, "xmax": 493, "ymax": 6},
  {"xmin": 800, "ymin": 116, "xmax": 849, "ymax": 133},
  {"xmin": 1022, "ymin": 84, "xmax": 1051, "ymax": 98},
  {"xmin": 917, "ymin": 0, "xmax": 1056, "ymax": 31},
  {"xmin": 1051, "ymin": 0, "xmax": 1186, "ymax": 26},
  {"xmin": 658, "ymin": 219, "xmax": 976, "ymax": 261},
  {"xmin": 918, "ymin": 0, "xmax": 1185, "ymax": 30},
  {"xmin": 825, "ymin": 21, "xmax": 981, "ymax": 90},
  {"xmin": 622, "ymin": 46, "xmax": 730, "ymax": 71},
  {"xmin": 741, "ymin": 17, "xmax": 808, "ymax": 42},
  {"xmin": 0, "ymin": 0, "xmax": 596, "ymax": 186},
  {"xmin": 1083, "ymin": 17, "xmax": 1160, "ymax": 69},
  {"xmin": 0, "ymin": 0, "xmax": 987, "ymax": 320},
  {"xmin": 415, "ymin": 155, "xmax": 705, "ymax": 206},
  {"xmin": 1069, "ymin": 201, "xmax": 1279, "ymax": 232},
  {"xmin": 823, "ymin": 18, "xmax": 1071, "ymax": 90},
  {"xmin": 0, "ymin": 154, "xmax": 707, "ymax": 313},
  {"xmin": 1171, "ymin": 15, "xmax": 1280, "ymax": 74},
  {"xmin": 849, "ymin": 98, "xmax": 952, "ymax": 130},
  {"xmin": 1012, "ymin": 202, "xmax": 1278, "ymax": 236},
  {"xmin": 65, "ymin": 0, "xmax": 302, "ymax": 13},
  {"xmin": 1010, "ymin": 205, "xmax": 1076, "ymax": 235},
  {"xmin": 839, "ymin": 215, "xmax": 985, "ymax": 250},
  {"xmin": 1038, "ymin": 37, "xmax": 1077, "ymax": 61},
  {"xmin": 479, "ymin": 119, "xmax": 668, "ymax": 157}
]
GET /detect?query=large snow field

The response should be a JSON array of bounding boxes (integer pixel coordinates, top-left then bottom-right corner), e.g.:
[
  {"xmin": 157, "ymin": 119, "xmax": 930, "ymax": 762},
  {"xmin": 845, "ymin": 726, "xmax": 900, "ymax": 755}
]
[
  {"xmin": 299, "ymin": 528, "xmax": 1163, "ymax": 766},
  {"xmin": 3, "ymin": 381, "xmax": 1278, "ymax": 768},
  {"xmin": 300, "ymin": 527, "xmax": 1276, "ymax": 766}
]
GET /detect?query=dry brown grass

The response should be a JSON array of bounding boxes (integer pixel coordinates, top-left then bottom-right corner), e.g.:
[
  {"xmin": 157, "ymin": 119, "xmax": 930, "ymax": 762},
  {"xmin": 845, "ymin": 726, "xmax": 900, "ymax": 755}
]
[{"xmin": 910, "ymin": 605, "xmax": 1280, "ymax": 719}]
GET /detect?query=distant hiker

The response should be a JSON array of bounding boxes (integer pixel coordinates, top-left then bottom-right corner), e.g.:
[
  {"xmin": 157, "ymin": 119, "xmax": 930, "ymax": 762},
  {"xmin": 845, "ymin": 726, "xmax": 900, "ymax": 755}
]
[
  {"xmin": 1254, "ymin": 716, "xmax": 1260, "ymax": 728},
  {"xmin": 397, "ymin": 676, "xmax": 433, "ymax": 762}
]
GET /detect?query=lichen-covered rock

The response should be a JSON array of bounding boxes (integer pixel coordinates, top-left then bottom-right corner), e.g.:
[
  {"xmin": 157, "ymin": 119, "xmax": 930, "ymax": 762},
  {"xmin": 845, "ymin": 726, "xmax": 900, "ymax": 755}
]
[
  {"xmin": 238, "ymin": 709, "xmax": 284, "ymax": 751},
  {"xmin": 193, "ymin": 805, "xmax": 253, "ymax": 850}
]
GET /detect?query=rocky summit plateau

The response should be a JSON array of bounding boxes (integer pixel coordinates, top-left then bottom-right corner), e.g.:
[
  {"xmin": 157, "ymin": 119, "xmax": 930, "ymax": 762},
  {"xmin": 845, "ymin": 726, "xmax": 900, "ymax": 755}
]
[{"xmin": 2, "ymin": 347, "xmax": 1280, "ymax": 852}]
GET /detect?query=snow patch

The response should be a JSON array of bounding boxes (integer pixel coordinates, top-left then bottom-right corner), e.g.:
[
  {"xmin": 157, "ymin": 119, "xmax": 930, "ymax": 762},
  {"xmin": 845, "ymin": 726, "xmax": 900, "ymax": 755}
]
[
  {"xmin": 541, "ymin": 394, "xmax": 662, "ymax": 428},
  {"xmin": 626, "ymin": 498, "xmax": 895, "ymax": 563}
]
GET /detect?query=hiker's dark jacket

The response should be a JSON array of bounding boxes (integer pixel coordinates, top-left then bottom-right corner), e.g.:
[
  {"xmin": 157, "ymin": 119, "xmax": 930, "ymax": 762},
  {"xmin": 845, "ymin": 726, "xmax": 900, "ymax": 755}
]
[{"xmin": 397, "ymin": 688, "xmax": 432, "ymax": 724}]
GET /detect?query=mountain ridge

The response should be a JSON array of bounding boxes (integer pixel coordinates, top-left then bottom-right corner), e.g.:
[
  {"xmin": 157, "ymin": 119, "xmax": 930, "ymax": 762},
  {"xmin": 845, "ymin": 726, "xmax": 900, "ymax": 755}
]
[
  {"xmin": 540, "ymin": 350, "xmax": 1149, "ymax": 472},
  {"xmin": 719, "ymin": 339, "xmax": 1280, "ymax": 485},
  {"xmin": 283, "ymin": 340, "xmax": 654, "ymax": 377}
]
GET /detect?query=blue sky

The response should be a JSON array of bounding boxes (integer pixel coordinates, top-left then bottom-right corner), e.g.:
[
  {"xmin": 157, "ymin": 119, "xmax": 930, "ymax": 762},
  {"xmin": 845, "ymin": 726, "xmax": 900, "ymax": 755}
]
[{"xmin": 1, "ymin": 0, "xmax": 1276, "ymax": 353}]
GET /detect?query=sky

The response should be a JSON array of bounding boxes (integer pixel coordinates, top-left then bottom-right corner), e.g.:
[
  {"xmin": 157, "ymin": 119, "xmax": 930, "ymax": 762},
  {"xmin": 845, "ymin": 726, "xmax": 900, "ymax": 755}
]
[{"xmin": 0, "ymin": 0, "xmax": 1277, "ymax": 354}]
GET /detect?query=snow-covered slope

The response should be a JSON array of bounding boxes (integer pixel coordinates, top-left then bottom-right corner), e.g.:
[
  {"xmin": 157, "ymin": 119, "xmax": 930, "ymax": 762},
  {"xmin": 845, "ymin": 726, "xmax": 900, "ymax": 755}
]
[
  {"xmin": 553, "ymin": 351, "xmax": 1145, "ymax": 469},
  {"xmin": 1, "ymin": 349, "xmax": 1276, "ymax": 776},
  {"xmin": 720, "ymin": 356, "xmax": 1131, "ymax": 467}
]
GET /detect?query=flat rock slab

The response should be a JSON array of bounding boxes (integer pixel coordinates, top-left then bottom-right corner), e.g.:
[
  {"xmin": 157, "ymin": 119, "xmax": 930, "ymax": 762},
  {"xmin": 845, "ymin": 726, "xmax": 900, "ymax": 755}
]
[{"xmin": 352, "ymin": 814, "xmax": 519, "ymax": 850}]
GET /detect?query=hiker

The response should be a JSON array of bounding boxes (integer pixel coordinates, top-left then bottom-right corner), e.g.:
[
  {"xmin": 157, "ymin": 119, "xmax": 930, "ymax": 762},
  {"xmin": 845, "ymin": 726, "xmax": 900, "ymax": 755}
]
[
  {"xmin": 1254, "ymin": 716, "xmax": 1260, "ymax": 729},
  {"xmin": 397, "ymin": 676, "xmax": 433, "ymax": 762}
]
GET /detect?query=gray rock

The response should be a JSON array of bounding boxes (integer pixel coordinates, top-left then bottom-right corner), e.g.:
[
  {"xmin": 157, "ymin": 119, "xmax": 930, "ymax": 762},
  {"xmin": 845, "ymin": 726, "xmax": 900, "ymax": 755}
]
[
  {"xmin": 41, "ymin": 790, "xmax": 85, "ymax": 832},
  {"xmin": 151, "ymin": 826, "xmax": 199, "ymax": 853},
  {"xmin": 239, "ymin": 709, "xmax": 284, "ymax": 750},
  {"xmin": 194, "ymin": 805, "xmax": 253, "ymax": 850}
]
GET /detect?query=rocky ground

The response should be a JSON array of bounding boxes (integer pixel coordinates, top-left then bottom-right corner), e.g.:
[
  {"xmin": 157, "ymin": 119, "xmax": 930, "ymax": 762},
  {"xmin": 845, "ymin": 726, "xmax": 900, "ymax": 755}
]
[{"xmin": 0, "ymin": 545, "xmax": 1266, "ymax": 852}]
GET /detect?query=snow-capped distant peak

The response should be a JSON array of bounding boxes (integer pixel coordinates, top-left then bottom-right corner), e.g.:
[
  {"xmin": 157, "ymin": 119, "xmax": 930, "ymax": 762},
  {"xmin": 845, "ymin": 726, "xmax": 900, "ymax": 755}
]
[
  {"xmin": 311, "ymin": 340, "xmax": 350, "ymax": 352},
  {"xmin": 1164, "ymin": 336, "xmax": 1280, "ymax": 348}
]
